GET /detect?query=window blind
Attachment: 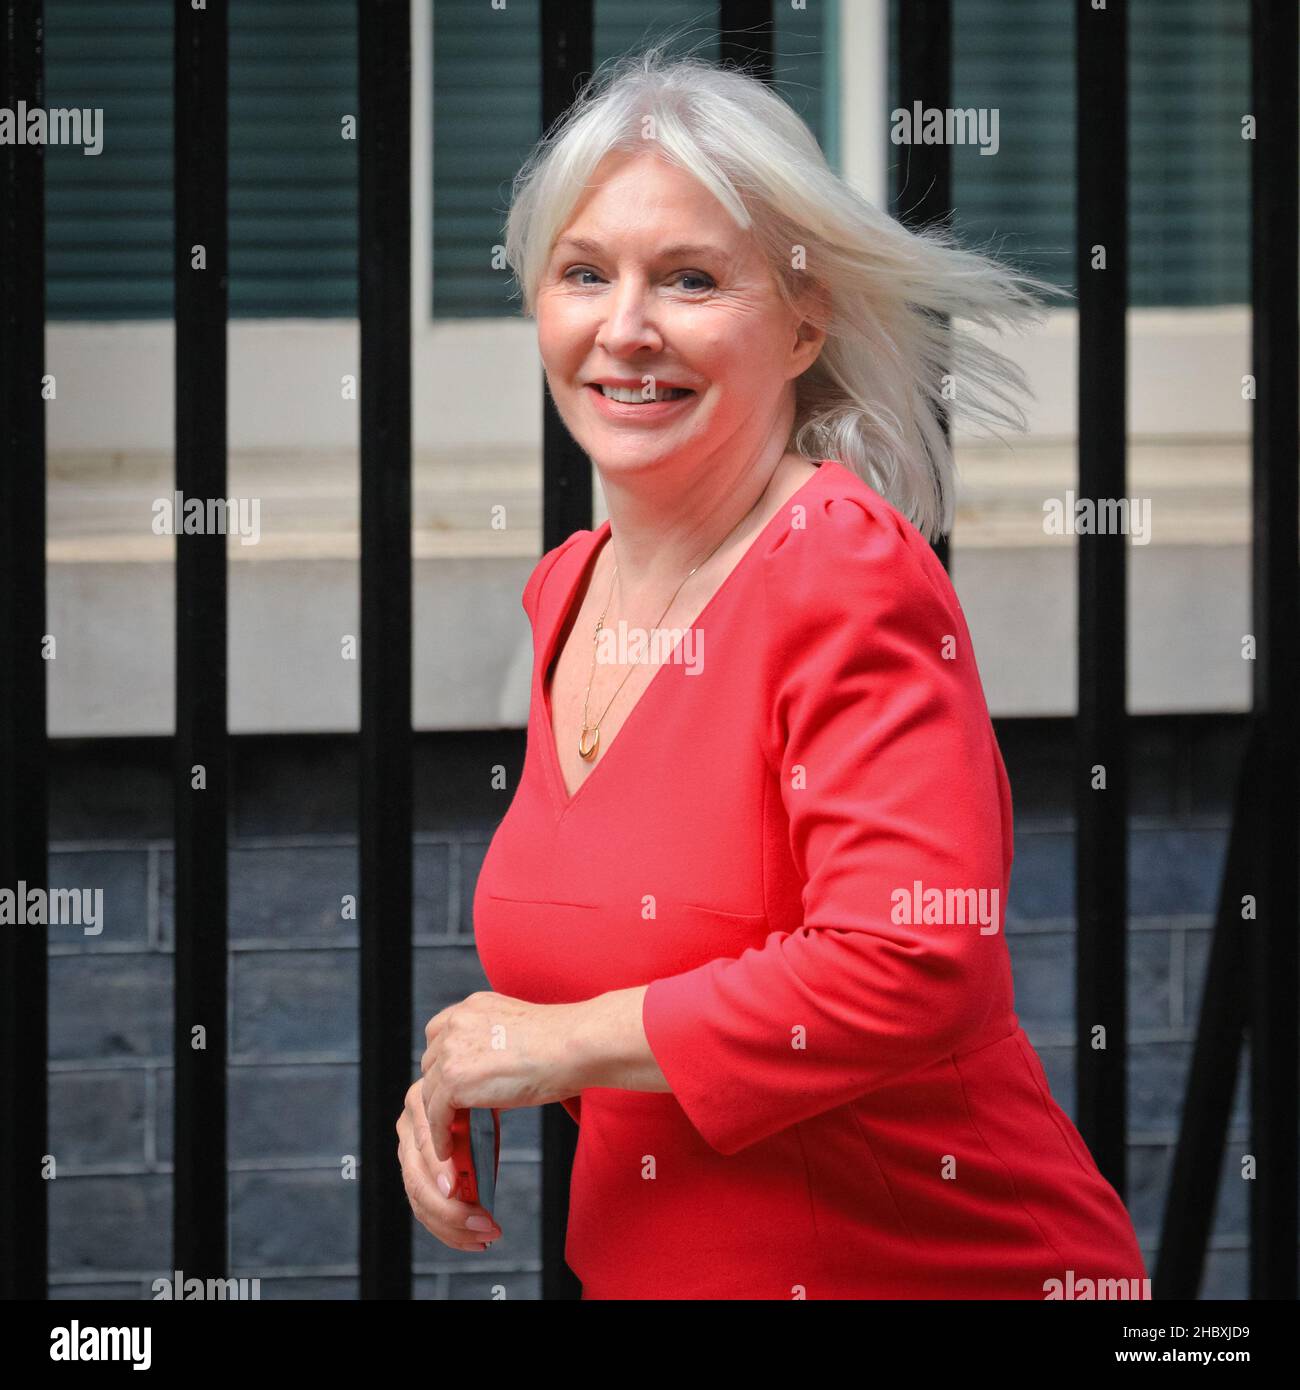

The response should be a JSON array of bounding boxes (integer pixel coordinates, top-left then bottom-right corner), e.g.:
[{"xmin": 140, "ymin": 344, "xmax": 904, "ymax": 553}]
[{"xmin": 44, "ymin": 0, "xmax": 358, "ymax": 320}]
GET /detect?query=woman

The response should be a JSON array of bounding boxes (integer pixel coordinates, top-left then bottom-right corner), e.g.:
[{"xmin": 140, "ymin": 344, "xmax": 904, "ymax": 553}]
[{"xmin": 396, "ymin": 48, "xmax": 1148, "ymax": 1299}]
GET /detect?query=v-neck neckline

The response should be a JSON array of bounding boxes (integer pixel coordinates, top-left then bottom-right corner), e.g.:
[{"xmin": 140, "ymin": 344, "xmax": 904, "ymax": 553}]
[{"xmin": 536, "ymin": 460, "xmax": 837, "ymax": 816}]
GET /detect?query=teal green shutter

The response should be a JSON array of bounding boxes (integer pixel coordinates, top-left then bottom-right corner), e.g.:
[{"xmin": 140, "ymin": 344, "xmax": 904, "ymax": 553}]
[
  {"xmin": 1126, "ymin": 1, "xmax": 1250, "ymax": 307},
  {"xmin": 432, "ymin": 0, "xmax": 827, "ymax": 320},
  {"xmin": 44, "ymin": 1, "xmax": 173, "ymax": 319},
  {"xmin": 44, "ymin": 0, "xmax": 358, "ymax": 320},
  {"xmin": 431, "ymin": 0, "xmax": 540, "ymax": 321},
  {"xmin": 889, "ymin": 0, "xmax": 1253, "ymax": 308}
]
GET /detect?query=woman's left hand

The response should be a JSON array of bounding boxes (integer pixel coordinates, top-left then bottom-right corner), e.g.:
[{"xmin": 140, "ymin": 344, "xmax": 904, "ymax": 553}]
[{"xmin": 419, "ymin": 991, "xmax": 585, "ymax": 1161}]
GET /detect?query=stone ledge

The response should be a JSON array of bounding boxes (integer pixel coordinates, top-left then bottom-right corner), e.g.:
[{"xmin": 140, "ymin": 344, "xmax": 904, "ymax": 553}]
[
  {"xmin": 43, "ymin": 440, "xmax": 1256, "ymax": 734},
  {"xmin": 47, "ymin": 436, "xmax": 1255, "ymax": 560}
]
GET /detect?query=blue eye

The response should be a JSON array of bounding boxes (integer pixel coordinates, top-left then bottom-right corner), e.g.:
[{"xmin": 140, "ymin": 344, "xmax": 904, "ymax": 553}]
[{"xmin": 562, "ymin": 267, "xmax": 715, "ymax": 292}]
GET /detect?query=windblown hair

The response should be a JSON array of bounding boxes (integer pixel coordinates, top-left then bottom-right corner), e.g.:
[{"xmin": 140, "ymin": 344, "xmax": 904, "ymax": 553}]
[{"xmin": 503, "ymin": 41, "xmax": 1065, "ymax": 542}]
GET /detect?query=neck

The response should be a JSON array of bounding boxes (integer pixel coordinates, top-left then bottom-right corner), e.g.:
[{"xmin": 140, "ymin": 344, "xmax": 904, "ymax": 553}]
[{"xmin": 597, "ymin": 435, "xmax": 797, "ymax": 602}]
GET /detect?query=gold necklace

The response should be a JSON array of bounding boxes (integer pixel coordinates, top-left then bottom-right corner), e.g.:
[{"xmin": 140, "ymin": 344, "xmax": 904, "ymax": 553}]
[{"xmin": 578, "ymin": 488, "xmax": 770, "ymax": 761}]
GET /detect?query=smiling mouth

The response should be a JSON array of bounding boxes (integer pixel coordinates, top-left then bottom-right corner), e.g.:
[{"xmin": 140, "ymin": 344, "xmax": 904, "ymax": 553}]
[{"xmin": 587, "ymin": 383, "xmax": 695, "ymax": 404}]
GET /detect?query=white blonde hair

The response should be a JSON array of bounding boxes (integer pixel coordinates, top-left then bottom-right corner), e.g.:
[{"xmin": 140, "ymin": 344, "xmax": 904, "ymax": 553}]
[{"xmin": 503, "ymin": 41, "xmax": 1065, "ymax": 542}]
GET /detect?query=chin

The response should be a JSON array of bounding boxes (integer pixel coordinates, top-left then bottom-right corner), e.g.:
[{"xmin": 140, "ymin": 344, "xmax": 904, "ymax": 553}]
[{"xmin": 590, "ymin": 437, "xmax": 692, "ymax": 467}]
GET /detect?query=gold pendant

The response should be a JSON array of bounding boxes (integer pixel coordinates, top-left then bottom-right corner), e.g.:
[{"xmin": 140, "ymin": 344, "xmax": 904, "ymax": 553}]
[{"xmin": 578, "ymin": 725, "xmax": 600, "ymax": 761}]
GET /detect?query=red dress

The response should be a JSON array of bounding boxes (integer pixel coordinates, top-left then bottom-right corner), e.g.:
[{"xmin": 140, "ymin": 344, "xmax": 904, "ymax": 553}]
[{"xmin": 473, "ymin": 459, "xmax": 1148, "ymax": 1299}]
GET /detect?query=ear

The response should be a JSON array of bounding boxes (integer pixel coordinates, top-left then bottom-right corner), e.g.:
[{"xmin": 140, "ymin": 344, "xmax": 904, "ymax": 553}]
[{"xmin": 788, "ymin": 281, "xmax": 830, "ymax": 378}]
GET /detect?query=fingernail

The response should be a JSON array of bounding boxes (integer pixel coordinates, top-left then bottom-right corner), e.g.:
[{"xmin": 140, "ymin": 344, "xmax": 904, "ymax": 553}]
[
  {"xmin": 466, "ymin": 1214, "xmax": 493, "ymax": 1231},
  {"xmin": 437, "ymin": 1172, "xmax": 451, "ymax": 1198}
]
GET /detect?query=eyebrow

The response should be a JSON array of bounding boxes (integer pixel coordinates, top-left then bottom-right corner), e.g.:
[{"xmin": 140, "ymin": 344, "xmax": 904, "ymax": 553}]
[{"xmin": 552, "ymin": 235, "xmax": 732, "ymax": 264}]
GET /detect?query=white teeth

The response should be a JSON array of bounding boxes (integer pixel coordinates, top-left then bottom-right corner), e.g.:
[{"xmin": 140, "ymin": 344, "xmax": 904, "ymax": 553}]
[{"xmin": 598, "ymin": 384, "xmax": 691, "ymax": 403}]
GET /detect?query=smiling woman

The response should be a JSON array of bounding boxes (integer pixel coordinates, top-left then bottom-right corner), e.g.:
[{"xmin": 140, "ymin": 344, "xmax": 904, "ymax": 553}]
[
  {"xmin": 397, "ymin": 44, "xmax": 1146, "ymax": 1301},
  {"xmin": 535, "ymin": 147, "xmax": 830, "ymax": 489},
  {"xmin": 503, "ymin": 47, "xmax": 1067, "ymax": 544}
]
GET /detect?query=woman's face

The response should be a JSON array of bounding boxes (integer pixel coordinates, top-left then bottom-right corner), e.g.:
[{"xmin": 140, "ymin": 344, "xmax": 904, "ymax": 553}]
[{"xmin": 535, "ymin": 149, "xmax": 823, "ymax": 483}]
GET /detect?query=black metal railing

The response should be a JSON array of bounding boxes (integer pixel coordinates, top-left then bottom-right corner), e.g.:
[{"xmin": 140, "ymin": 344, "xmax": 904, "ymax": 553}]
[
  {"xmin": 0, "ymin": 0, "xmax": 49, "ymax": 1305},
  {"xmin": 0, "ymin": 0, "xmax": 1295, "ymax": 1303},
  {"xmin": 357, "ymin": 0, "xmax": 413, "ymax": 1302},
  {"xmin": 171, "ymin": 0, "xmax": 230, "ymax": 1287},
  {"xmin": 538, "ymin": 0, "xmax": 593, "ymax": 1306},
  {"xmin": 1155, "ymin": 0, "xmax": 1298, "ymax": 1302},
  {"xmin": 1074, "ymin": 0, "xmax": 1130, "ymax": 1211},
  {"xmin": 892, "ymin": 0, "xmax": 951, "ymax": 577}
]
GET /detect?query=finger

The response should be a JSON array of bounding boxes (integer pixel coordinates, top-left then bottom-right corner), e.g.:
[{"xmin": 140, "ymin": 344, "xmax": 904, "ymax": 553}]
[
  {"xmin": 423, "ymin": 1120, "xmax": 504, "ymax": 1233},
  {"xmin": 425, "ymin": 1084, "xmax": 456, "ymax": 1163},
  {"xmin": 398, "ymin": 1131, "xmax": 500, "ymax": 1250},
  {"xmin": 423, "ymin": 1006, "xmax": 452, "ymax": 1048},
  {"xmin": 400, "ymin": 1113, "xmax": 473, "ymax": 1222},
  {"xmin": 422, "ymin": 1145, "xmax": 502, "ymax": 1232},
  {"xmin": 405, "ymin": 1077, "xmax": 433, "ymax": 1152},
  {"xmin": 420, "ymin": 1067, "xmax": 439, "ymax": 1127}
]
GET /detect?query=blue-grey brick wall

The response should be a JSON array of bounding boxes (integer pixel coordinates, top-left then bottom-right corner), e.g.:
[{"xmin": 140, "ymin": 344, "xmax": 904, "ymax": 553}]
[
  {"xmin": 997, "ymin": 718, "xmax": 1254, "ymax": 1299},
  {"xmin": 43, "ymin": 720, "xmax": 1256, "ymax": 1299}
]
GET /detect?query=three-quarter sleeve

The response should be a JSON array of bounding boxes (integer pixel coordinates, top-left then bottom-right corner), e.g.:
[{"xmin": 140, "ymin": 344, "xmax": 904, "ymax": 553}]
[{"xmin": 640, "ymin": 490, "xmax": 1013, "ymax": 1156}]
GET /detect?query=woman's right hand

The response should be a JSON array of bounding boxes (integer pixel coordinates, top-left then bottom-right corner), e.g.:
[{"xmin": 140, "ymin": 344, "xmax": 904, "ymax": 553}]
[{"xmin": 396, "ymin": 1080, "xmax": 503, "ymax": 1251}]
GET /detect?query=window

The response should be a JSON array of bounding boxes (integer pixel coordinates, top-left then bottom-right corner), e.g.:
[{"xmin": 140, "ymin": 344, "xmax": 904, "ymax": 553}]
[
  {"xmin": 45, "ymin": 0, "xmax": 358, "ymax": 320},
  {"xmin": 889, "ymin": 0, "xmax": 1253, "ymax": 307},
  {"xmin": 432, "ymin": 0, "xmax": 829, "ymax": 320}
]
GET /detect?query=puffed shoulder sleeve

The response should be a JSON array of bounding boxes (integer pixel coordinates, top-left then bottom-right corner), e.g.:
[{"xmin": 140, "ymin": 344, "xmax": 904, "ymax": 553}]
[
  {"xmin": 521, "ymin": 531, "xmax": 585, "ymax": 627},
  {"xmin": 640, "ymin": 491, "xmax": 1012, "ymax": 1156}
]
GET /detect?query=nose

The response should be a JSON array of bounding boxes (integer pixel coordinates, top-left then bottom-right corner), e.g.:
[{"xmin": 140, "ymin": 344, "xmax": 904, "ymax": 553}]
[{"xmin": 594, "ymin": 274, "xmax": 663, "ymax": 358}]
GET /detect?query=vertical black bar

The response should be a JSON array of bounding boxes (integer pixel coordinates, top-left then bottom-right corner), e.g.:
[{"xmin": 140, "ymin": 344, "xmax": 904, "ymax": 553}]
[
  {"xmin": 892, "ymin": 0, "xmax": 951, "ymax": 573},
  {"xmin": 358, "ymin": 0, "xmax": 412, "ymax": 1301},
  {"xmin": 1073, "ymin": 0, "xmax": 1129, "ymax": 1198},
  {"xmin": 1248, "ymin": 0, "xmax": 1298, "ymax": 1302},
  {"xmin": 0, "ymin": 0, "xmax": 48, "ymax": 1302},
  {"xmin": 719, "ymin": 0, "xmax": 774, "ymax": 83},
  {"xmin": 893, "ymin": 0, "xmax": 954, "ymax": 226},
  {"xmin": 538, "ymin": 0, "xmax": 592, "ymax": 1304},
  {"xmin": 540, "ymin": 0, "xmax": 594, "ymax": 552},
  {"xmin": 172, "ymin": 0, "xmax": 229, "ymax": 1279}
]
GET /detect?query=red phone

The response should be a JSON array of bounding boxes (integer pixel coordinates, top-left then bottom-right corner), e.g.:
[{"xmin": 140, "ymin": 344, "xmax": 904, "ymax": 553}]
[{"xmin": 449, "ymin": 1107, "xmax": 501, "ymax": 1213}]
